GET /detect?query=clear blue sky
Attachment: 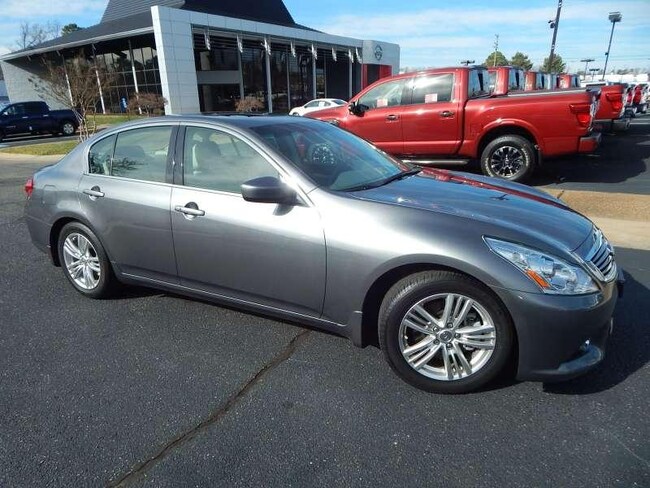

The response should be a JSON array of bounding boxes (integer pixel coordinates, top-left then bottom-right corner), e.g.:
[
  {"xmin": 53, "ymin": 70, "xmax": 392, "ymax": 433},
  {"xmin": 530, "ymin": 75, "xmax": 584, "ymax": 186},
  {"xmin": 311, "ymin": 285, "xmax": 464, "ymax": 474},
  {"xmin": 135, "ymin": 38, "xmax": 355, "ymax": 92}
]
[{"xmin": 1, "ymin": 0, "xmax": 649, "ymax": 72}]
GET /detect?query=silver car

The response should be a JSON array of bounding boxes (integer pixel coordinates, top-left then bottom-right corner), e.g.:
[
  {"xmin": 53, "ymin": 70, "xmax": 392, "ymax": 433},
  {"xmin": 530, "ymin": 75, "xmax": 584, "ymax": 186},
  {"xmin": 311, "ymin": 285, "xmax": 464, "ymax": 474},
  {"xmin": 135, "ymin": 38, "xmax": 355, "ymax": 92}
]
[{"xmin": 24, "ymin": 116, "xmax": 622, "ymax": 393}]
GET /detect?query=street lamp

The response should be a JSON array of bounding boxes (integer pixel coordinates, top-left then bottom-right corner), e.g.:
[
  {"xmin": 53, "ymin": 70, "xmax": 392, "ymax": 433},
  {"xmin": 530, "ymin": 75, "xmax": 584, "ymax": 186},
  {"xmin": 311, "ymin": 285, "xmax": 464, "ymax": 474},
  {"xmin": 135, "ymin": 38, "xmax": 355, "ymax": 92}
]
[
  {"xmin": 588, "ymin": 68, "xmax": 600, "ymax": 81},
  {"xmin": 580, "ymin": 58, "xmax": 595, "ymax": 80},
  {"xmin": 602, "ymin": 11, "xmax": 622, "ymax": 80}
]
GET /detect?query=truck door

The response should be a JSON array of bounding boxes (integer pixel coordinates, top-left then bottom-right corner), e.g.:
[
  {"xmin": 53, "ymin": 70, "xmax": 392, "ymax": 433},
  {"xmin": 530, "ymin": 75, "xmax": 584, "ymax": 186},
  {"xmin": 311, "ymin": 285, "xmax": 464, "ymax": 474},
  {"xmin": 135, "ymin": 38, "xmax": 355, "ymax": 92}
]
[{"xmin": 401, "ymin": 73, "xmax": 461, "ymax": 156}]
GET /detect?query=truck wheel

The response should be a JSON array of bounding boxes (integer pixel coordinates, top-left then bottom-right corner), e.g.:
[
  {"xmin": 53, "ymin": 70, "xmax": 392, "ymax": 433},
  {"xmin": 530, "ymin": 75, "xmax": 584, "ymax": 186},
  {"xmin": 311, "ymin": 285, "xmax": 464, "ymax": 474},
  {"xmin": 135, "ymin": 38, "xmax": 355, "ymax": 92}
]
[
  {"xmin": 480, "ymin": 135, "xmax": 536, "ymax": 183},
  {"xmin": 378, "ymin": 271, "xmax": 513, "ymax": 394},
  {"xmin": 60, "ymin": 121, "xmax": 76, "ymax": 137}
]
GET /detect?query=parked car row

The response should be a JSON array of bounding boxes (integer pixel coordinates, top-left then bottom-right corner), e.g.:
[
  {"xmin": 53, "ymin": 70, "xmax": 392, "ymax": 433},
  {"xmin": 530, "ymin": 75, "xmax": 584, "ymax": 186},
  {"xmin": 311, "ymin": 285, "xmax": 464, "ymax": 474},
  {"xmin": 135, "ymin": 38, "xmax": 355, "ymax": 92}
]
[
  {"xmin": 0, "ymin": 101, "xmax": 79, "ymax": 142},
  {"xmin": 307, "ymin": 65, "xmax": 601, "ymax": 183}
]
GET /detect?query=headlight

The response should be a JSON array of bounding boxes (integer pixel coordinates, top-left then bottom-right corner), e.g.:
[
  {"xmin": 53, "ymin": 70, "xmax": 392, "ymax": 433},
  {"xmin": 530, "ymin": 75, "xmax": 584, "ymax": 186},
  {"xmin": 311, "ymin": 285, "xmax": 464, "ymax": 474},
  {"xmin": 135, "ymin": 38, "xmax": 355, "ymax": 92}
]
[{"xmin": 485, "ymin": 238, "xmax": 598, "ymax": 295}]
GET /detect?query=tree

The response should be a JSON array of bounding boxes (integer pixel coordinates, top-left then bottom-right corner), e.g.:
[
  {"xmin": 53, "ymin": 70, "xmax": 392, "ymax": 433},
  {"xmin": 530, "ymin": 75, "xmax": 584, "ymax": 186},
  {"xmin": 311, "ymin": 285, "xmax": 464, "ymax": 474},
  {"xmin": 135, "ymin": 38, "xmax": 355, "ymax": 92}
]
[
  {"xmin": 510, "ymin": 52, "xmax": 533, "ymax": 71},
  {"xmin": 541, "ymin": 54, "xmax": 566, "ymax": 73},
  {"xmin": 29, "ymin": 51, "xmax": 116, "ymax": 141},
  {"xmin": 235, "ymin": 96, "xmax": 264, "ymax": 112},
  {"xmin": 128, "ymin": 92, "xmax": 167, "ymax": 116},
  {"xmin": 61, "ymin": 24, "xmax": 83, "ymax": 36},
  {"xmin": 484, "ymin": 51, "xmax": 508, "ymax": 67},
  {"xmin": 16, "ymin": 21, "xmax": 61, "ymax": 49}
]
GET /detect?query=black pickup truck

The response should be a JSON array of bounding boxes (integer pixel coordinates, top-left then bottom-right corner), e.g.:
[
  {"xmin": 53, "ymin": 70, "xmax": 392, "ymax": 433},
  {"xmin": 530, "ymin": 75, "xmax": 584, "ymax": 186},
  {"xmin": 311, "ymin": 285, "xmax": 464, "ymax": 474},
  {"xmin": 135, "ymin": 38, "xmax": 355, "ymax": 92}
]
[{"xmin": 0, "ymin": 101, "xmax": 78, "ymax": 142}]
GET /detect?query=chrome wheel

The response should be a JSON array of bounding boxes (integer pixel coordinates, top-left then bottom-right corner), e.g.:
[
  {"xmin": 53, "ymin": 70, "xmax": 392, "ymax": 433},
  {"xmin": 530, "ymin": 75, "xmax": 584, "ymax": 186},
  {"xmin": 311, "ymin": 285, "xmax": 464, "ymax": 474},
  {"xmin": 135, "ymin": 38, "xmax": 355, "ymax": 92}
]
[
  {"xmin": 62, "ymin": 233, "xmax": 101, "ymax": 290},
  {"xmin": 398, "ymin": 293, "xmax": 496, "ymax": 381},
  {"xmin": 62, "ymin": 122, "xmax": 75, "ymax": 136},
  {"xmin": 489, "ymin": 145, "xmax": 525, "ymax": 179}
]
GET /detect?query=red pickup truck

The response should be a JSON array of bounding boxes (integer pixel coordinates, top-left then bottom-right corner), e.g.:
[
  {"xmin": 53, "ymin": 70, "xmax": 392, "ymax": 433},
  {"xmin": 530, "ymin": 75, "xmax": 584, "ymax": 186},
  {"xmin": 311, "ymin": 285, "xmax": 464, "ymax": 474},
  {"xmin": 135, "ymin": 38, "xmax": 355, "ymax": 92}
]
[
  {"xmin": 488, "ymin": 67, "xmax": 525, "ymax": 95},
  {"xmin": 307, "ymin": 66, "xmax": 600, "ymax": 182},
  {"xmin": 584, "ymin": 82, "xmax": 630, "ymax": 132}
]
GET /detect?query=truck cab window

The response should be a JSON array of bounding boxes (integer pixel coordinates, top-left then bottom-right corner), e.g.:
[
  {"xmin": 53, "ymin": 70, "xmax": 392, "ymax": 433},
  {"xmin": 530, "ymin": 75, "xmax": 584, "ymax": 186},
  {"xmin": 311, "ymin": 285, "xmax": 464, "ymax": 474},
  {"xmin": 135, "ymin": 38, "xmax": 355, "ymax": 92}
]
[
  {"xmin": 409, "ymin": 74, "xmax": 454, "ymax": 104},
  {"xmin": 357, "ymin": 79, "xmax": 406, "ymax": 109}
]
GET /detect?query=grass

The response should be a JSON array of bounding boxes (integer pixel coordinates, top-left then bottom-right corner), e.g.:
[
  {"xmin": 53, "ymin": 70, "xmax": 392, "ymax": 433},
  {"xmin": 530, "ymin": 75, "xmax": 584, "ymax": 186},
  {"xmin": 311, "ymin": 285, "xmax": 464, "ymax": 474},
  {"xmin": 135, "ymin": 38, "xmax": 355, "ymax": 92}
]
[
  {"xmin": 0, "ymin": 140, "xmax": 79, "ymax": 156},
  {"xmin": 92, "ymin": 114, "xmax": 147, "ymax": 126}
]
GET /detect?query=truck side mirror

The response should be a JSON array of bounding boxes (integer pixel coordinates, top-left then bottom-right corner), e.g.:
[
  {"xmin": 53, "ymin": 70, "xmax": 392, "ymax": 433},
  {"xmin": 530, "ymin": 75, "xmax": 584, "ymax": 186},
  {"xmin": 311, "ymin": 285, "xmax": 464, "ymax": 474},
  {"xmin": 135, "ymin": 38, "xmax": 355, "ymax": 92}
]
[{"xmin": 348, "ymin": 101, "xmax": 367, "ymax": 116}]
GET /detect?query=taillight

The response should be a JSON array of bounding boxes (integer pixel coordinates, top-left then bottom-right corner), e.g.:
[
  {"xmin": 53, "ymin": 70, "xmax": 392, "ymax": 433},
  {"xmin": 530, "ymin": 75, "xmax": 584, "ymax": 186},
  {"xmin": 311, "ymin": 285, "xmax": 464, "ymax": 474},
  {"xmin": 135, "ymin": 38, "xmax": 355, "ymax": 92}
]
[
  {"xmin": 606, "ymin": 92, "xmax": 623, "ymax": 113},
  {"xmin": 24, "ymin": 177, "xmax": 34, "ymax": 198},
  {"xmin": 570, "ymin": 103, "xmax": 592, "ymax": 128}
]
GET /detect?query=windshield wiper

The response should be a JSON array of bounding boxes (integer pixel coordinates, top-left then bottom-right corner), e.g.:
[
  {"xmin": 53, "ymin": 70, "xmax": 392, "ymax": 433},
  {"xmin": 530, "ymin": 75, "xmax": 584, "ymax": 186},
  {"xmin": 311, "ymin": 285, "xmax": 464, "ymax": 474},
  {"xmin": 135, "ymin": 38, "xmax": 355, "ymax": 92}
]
[{"xmin": 342, "ymin": 169, "xmax": 421, "ymax": 192}]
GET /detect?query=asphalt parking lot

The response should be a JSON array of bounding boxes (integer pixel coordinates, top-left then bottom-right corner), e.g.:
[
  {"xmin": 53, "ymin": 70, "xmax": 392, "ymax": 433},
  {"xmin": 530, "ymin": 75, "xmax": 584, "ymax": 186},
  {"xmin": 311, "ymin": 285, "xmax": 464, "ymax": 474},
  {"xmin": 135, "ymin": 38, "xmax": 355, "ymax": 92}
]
[{"xmin": 0, "ymin": 119, "xmax": 648, "ymax": 487}]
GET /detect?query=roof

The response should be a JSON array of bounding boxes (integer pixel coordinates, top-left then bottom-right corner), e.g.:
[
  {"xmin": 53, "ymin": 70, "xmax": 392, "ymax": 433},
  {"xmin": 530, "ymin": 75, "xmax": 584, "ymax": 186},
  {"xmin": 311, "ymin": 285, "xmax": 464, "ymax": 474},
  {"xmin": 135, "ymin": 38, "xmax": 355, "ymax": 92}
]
[
  {"xmin": 1, "ymin": 12, "xmax": 154, "ymax": 60},
  {"xmin": 179, "ymin": 0, "xmax": 295, "ymax": 26}
]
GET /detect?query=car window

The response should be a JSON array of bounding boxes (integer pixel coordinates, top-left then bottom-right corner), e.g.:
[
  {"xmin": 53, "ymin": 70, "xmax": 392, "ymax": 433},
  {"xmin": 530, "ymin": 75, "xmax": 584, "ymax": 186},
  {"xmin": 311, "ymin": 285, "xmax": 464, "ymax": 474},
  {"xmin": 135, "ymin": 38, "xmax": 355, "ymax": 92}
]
[
  {"xmin": 88, "ymin": 135, "xmax": 116, "ymax": 175},
  {"xmin": 304, "ymin": 101, "xmax": 320, "ymax": 108},
  {"xmin": 4, "ymin": 105, "xmax": 24, "ymax": 116},
  {"xmin": 469, "ymin": 69, "xmax": 490, "ymax": 98},
  {"xmin": 358, "ymin": 79, "xmax": 405, "ymax": 109},
  {"xmin": 183, "ymin": 126, "xmax": 278, "ymax": 194},
  {"xmin": 111, "ymin": 126, "xmax": 172, "ymax": 183},
  {"xmin": 24, "ymin": 102, "xmax": 45, "ymax": 115},
  {"xmin": 409, "ymin": 74, "xmax": 454, "ymax": 104}
]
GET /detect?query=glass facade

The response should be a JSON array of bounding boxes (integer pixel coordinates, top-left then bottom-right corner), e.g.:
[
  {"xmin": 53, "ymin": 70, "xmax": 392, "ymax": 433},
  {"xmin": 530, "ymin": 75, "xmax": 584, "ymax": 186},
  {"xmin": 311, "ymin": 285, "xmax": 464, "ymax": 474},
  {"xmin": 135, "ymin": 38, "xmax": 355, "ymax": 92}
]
[{"xmin": 193, "ymin": 32, "xmax": 359, "ymax": 113}]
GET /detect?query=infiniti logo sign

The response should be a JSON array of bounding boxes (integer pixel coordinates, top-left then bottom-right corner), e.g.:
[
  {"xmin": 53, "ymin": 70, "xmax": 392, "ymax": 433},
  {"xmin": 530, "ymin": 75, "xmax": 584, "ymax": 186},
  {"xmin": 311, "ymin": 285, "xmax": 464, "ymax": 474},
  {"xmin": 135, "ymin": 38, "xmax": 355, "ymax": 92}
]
[{"xmin": 374, "ymin": 44, "xmax": 383, "ymax": 61}]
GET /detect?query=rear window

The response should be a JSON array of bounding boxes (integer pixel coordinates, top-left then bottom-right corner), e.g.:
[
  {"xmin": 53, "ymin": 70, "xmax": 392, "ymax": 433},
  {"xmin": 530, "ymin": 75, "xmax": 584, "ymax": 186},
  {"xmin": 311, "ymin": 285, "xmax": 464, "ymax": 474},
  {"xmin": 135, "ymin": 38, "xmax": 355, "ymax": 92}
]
[
  {"xmin": 469, "ymin": 69, "xmax": 490, "ymax": 98},
  {"xmin": 408, "ymin": 74, "xmax": 454, "ymax": 104}
]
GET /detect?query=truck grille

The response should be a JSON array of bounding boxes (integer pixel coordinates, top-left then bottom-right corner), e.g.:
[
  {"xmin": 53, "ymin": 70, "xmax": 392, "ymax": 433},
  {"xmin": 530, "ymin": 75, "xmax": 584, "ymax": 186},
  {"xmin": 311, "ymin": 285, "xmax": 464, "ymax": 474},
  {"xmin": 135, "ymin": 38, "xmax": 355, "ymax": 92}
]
[{"xmin": 584, "ymin": 228, "xmax": 617, "ymax": 282}]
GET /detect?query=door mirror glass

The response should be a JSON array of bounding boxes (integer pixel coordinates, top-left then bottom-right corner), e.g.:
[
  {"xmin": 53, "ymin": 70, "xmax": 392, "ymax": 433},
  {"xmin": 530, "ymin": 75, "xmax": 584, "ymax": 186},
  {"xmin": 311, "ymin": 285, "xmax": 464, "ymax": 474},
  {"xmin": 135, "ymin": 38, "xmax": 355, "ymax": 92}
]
[
  {"xmin": 348, "ymin": 101, "xmax": 368, "ymax": 115},
  {"xmin": 241, "ymin": 176, "xmax": 296, "ymax": 204}
]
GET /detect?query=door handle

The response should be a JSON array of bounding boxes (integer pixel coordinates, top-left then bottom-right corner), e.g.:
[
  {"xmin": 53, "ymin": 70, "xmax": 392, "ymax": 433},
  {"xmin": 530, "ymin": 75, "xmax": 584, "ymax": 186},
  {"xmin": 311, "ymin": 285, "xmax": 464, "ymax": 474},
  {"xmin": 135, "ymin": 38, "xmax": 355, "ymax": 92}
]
[
  {"xmin": 174, "ymin": 204, "xmax": 205, "ymax": 217},
  {"xmin": 21, "ymin": 116, "xmax": 29, "ymax": 119},
  {"xmin": 386, "ymin": 114, "xmax": 399, "ymax": 121},
  {"xmin": 440, "ymin": 111, "xmax": 455, "ymax": 118},
  {"xmin": 82, "ymin": 186, "xmax": 104, "ymax": 198}
]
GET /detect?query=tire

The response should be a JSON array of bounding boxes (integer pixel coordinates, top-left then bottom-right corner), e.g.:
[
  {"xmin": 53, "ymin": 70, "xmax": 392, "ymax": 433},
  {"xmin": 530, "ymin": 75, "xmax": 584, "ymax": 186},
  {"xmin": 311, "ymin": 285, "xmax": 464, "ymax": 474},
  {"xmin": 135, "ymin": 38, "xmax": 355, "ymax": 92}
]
[
  {"xmin": 60, "ymin": 120, "xmax": 76, "ymax": 137},
  {"xmin": 0, "ymin": 130, "xmax": 4, "ymax": 143},
  {"xmin": 58, "ymin": 222, "xmax": 116, "ymax": 298},
  {"xmin": 378, "ymin": 271, "xmax": 514, "ymax": 394},
  {"xmin": 480, "ymin": 135, "xmax": 536, "ymax": 183}
]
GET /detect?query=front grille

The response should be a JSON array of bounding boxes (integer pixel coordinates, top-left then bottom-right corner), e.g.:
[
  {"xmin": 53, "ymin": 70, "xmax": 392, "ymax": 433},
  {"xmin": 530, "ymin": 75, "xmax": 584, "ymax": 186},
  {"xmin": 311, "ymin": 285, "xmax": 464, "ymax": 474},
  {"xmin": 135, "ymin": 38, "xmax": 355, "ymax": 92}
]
[{"xmin": 584, "ymin": 228, "xmax": 617, "ymax": 282}]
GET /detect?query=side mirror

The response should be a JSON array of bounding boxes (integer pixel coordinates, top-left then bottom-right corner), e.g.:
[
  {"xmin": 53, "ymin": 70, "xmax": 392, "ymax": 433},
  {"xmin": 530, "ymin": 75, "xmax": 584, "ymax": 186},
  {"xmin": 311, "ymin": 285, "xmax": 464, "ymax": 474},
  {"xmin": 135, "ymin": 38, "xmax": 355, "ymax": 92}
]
[
  {"xmin": 348, "ymin": 101, "xmax": 367, "ymax": 116},
  {"xmin": 241, "ymin": 176, "xmax": 296, "ymax": 205}
]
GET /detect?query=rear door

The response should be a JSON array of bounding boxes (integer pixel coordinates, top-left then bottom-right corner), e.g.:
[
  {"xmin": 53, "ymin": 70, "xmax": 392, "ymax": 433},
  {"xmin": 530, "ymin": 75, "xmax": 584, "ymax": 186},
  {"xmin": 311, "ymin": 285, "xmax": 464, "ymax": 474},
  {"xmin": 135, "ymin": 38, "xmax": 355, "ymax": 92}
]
[
  {"xmin": 24, "ymin": 102, "xmax": 50, "ymax": 132},
  {"xmin": 79, "ymin": 124, "xmax": 179, "ymax": 283},
  {"xmin": 170, "ymin": 124, "xmax": 326, "ymax": 317},
  {"xmin": 400, "ymin": 72, "xmax": 461, "ymax": 156},
  {"xmin": 345, "ymin": 78, "xmax": 406, "ymax": 154}
]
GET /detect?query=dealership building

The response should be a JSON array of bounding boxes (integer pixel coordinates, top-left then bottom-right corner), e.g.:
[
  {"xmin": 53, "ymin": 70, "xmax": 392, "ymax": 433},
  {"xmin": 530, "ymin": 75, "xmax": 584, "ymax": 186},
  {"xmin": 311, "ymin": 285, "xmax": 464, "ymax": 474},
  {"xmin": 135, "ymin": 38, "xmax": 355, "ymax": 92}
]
[{"xmin": 0, "ymin": 0, "xmax": 399, "ymax": 115}]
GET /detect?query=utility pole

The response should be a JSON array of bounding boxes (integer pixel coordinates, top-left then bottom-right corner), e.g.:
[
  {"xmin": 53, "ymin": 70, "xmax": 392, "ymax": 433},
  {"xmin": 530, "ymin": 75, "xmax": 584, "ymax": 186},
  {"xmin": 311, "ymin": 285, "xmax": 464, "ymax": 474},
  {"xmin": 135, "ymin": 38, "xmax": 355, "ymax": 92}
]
[
  {"xmin": 580, "ymin": 58, "xmax": 595, "ymax": 81},
  {"xmin": 492, "ymin": 34, "xmax": 499, "ymax": 67},
  {"xmin": 548, "ymin": 0, "xmax": 563, "ymax": 72}
]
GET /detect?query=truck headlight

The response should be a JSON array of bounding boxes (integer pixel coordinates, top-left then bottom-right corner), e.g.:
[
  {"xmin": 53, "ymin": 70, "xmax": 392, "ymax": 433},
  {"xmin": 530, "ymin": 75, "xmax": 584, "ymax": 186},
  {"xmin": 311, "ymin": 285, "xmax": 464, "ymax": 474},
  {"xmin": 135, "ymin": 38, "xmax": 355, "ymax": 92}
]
[{"xmin": 485, "ymin": 237, "xmax": 598, "ymax": 295}]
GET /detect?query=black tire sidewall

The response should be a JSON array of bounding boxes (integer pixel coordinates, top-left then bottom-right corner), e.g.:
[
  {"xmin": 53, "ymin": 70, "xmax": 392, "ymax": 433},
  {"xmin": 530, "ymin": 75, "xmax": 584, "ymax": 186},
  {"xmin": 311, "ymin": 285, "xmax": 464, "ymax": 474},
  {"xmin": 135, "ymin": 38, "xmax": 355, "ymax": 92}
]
[
  {"xmin": 481, "ymin": 135, "xmax": 535, "ymax": 183},
  {"xmin": 380, "ymin": 273, "xmax": 513, "ymax": 394},
  {"xmin": 58, "ymin": 222, "xmax": 113, "ymax": 298}
]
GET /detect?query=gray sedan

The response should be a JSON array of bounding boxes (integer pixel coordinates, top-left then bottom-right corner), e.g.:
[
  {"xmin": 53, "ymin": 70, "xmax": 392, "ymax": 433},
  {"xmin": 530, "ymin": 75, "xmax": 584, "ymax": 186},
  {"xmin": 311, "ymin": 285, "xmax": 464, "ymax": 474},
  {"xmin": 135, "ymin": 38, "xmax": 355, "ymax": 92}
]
[{"xmin": 24, "ymin": 116, "xmax": 622, "ymax": 393}]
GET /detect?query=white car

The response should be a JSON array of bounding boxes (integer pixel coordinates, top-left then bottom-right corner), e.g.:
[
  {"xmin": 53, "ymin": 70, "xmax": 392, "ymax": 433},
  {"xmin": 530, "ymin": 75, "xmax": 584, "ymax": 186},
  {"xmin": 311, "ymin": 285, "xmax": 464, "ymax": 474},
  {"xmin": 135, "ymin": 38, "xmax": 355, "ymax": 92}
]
[{"xmin": 289, "ymin": 98, "xmax": 347, "ymax": 116}]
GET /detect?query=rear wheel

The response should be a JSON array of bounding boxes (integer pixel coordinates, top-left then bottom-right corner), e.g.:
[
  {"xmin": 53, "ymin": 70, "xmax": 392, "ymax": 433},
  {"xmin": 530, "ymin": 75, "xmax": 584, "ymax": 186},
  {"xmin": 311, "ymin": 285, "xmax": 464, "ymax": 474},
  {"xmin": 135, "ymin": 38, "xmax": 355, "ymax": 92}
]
[
  {"xmin": 379, "ymin": 271, "xmax": 513, "ymax": 394},
  {"xmin": 480, "ymin": 135, "xmax": 536, "ymax": 183},
  {"xmin": 60, "ymin": 120, "xmax": 76, "ymax": 137},
  {"xmin": 58, "ymin": 222, "xmax": 116, "ymax": 298}
]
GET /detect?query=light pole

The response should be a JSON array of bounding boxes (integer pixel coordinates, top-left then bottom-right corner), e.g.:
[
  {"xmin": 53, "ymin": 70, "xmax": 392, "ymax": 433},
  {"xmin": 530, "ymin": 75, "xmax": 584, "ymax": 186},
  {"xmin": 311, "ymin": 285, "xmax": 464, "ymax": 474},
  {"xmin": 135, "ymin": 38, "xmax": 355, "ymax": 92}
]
[
  {"xmin": 580, "ymin": 58, "xmax": 595, "ymax": 80},
  {"xmin": 602, "ymin": 11, "xmax": 622, "ymax": 80},
  {"xmin": 547, "ymin": 0, "xmax": 563, "ymax": 72},
  {"xmin": 589, "ymin": 68, "xmax": 600, "ymax": 81}
]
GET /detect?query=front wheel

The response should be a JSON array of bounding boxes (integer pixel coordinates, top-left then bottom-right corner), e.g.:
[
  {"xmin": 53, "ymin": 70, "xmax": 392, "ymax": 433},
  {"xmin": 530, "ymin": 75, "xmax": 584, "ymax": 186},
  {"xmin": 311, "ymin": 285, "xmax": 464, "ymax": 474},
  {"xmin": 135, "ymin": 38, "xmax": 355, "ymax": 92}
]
[
  {"xmin": 58, "ymin": 222, "xmax": 116, "ymax": 298},
  {"xmin": 379, "ymin": 271, "xmax": 514, "ymax": 394},
  {"xmin": 480, "ymin": 135, "xmax": 536, "ymax": 183}
]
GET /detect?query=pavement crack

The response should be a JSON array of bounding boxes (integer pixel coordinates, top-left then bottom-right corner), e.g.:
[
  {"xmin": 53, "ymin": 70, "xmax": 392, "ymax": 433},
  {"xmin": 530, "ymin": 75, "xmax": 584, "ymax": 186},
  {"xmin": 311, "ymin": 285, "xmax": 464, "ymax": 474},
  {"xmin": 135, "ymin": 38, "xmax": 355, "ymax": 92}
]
[{"xmin": 106, "ymin": 329, "xmax": 310, "ymax": 487}]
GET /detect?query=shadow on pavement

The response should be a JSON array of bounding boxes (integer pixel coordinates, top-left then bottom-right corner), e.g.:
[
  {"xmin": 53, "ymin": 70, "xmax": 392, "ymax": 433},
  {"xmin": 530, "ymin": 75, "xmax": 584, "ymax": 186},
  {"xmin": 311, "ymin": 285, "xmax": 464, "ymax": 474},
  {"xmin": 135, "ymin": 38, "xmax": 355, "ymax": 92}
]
[
  {"xmin": 544, "ymin": 255, "xmax": 650, "ymax": 395},
  {"xmin": 532, "ymin": 117, "xmax": 650, "ymax": 189}
]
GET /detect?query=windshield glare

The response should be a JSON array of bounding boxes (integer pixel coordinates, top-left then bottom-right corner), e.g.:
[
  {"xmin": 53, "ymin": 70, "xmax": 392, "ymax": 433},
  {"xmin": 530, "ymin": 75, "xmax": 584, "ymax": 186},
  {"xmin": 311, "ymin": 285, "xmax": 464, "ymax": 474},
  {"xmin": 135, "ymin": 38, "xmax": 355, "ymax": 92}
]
[{"xmin": 249, "ymin": 121, "xmax": 409, "ymax": 191}]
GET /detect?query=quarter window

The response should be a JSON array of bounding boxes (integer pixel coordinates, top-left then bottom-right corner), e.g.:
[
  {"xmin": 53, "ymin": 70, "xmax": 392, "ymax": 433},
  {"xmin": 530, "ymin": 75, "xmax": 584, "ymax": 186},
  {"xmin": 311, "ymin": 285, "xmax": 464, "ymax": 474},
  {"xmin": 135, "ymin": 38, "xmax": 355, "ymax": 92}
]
[
  {"xmin": 88, "ymin": 135, "xmax": 116, "ymax": 175},
  {"xmin": 183, "ymin": 126, "xmax": 278, "ymax": 193},
  {"xmin": 111, "ymin": 126, "xmax": 173, "ymax": 183},
  {"xmin": 358, "ymin": 79, "xmax": 406, "ymax": 109},
  {"xmin": 409, "ymin": 74, "xmax": 454, "ymax": 104}
]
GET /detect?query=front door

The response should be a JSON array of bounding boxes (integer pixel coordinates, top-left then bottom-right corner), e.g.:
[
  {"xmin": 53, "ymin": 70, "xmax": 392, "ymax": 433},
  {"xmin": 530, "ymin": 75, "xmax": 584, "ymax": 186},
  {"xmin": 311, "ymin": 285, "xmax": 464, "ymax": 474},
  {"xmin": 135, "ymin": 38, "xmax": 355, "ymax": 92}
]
[
  {"xmin": 79, "ymin": 124, "xmax": 178, "ymax": 283},
  {"xmin": 170, "ymin": 125, "xmax": 326, "ymax": 317},
  {"xmin": 345, "ymin": 78, "xmax": 406, "ymax": 154}
]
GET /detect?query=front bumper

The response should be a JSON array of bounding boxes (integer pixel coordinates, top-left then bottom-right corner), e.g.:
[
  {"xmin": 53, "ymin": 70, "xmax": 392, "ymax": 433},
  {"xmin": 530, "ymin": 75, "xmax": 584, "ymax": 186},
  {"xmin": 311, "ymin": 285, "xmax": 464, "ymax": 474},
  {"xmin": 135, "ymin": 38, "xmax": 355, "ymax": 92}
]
[
  {"xmin": 493, "ymin": 271, "xmax": 623, "ymax": 382},
  {"xmin": 578, "ymin": 132, "xmax": 602, "ymax": 153}
]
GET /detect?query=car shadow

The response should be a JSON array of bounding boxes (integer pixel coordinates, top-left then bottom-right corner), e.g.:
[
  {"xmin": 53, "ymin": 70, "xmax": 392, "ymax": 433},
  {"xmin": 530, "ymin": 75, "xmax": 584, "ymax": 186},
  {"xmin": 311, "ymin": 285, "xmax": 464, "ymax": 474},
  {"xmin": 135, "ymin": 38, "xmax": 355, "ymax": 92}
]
[
  {"xmin": 543, "ymin": 264, "xmax": 650, "ymax": 395},
  {"xmin": 532, "ymin": 119, "xmax": 650, "ymax": 188}
]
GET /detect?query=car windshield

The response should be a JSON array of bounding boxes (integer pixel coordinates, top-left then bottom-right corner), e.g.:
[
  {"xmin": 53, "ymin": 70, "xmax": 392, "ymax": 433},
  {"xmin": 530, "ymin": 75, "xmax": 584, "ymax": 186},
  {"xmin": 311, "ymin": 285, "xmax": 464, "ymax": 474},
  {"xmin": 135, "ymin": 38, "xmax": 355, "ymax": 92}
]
[{"xmin": 249, "ymin": 121, "xmax": 414, "ymax": 191}]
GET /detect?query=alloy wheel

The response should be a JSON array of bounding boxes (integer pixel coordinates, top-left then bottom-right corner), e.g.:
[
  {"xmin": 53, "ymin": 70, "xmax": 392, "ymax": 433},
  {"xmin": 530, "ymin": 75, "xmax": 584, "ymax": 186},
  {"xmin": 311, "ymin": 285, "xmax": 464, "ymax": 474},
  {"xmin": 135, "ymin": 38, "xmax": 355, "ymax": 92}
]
[
  {"xmin": 398, "ymin": 293, "xmax": 496, "ymax": 381},
  {"xmin": 62, "ymin": 233, "xmax": 101, "ymax": 290},
  {"xmin": 489, "ymin": 145, "xmax": 525, "ymax": 179},
  {"xmin": 62, "ymin": 122, "xmax": 75, "ymax": 136}
]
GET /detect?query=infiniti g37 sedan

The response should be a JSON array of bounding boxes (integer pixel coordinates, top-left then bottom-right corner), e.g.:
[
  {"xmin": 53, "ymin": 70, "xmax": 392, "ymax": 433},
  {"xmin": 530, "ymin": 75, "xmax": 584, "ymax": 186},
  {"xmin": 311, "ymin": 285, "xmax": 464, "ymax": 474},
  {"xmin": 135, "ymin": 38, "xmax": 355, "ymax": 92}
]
[{"xmin": 24, "ymin": 116, "xmax": 623, "ymax": 393}]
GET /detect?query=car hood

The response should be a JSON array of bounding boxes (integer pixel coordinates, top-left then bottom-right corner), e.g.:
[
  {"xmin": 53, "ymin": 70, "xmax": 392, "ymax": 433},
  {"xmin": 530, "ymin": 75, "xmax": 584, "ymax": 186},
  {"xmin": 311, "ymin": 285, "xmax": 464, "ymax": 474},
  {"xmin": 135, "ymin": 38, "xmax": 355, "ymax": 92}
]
[{"xmin": 351, "ymin": 168, "xmax": 593, "ymax": 252}]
